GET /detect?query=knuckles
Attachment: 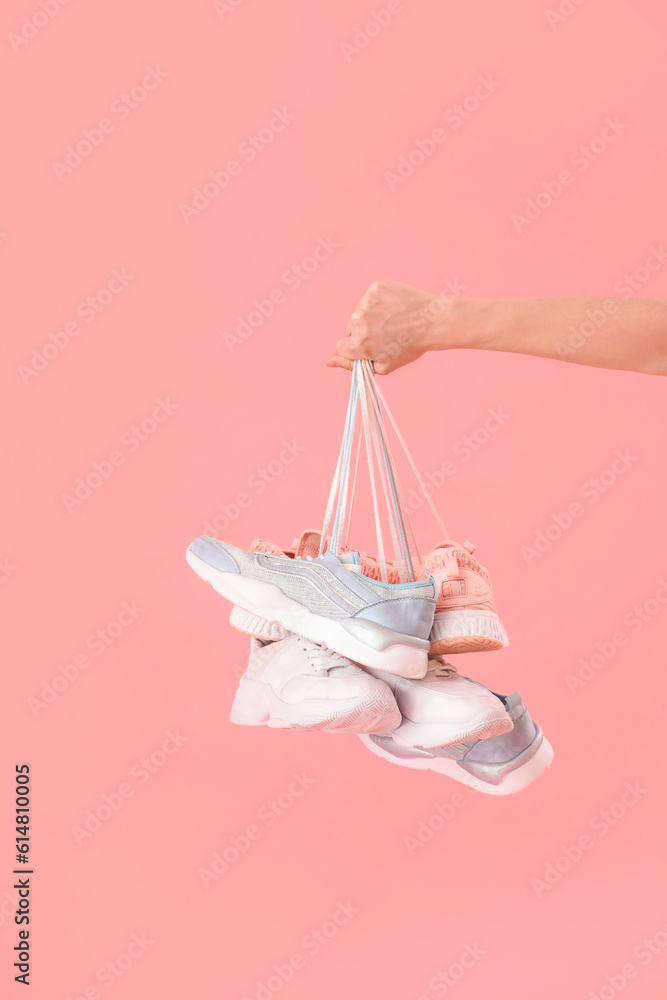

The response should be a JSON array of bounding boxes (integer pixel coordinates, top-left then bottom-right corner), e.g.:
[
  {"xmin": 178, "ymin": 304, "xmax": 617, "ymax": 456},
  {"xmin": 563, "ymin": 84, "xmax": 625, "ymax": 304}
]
[{"xmin": 359, "ymin": 279, "xmax": 390, "ymax": 308}]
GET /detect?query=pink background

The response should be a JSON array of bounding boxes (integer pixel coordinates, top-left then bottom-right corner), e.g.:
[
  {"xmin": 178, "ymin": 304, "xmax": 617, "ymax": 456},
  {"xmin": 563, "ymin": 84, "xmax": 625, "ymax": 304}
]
[{"xmin": 2, "ymin": 0, "xmax": 667, "ymax": 997}]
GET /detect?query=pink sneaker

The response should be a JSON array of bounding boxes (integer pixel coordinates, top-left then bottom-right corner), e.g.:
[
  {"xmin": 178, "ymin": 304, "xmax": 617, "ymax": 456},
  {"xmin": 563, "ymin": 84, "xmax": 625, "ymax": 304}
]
[{"xmin": 420, "ymin": 540, "xmax": 509, "ymax": 654}]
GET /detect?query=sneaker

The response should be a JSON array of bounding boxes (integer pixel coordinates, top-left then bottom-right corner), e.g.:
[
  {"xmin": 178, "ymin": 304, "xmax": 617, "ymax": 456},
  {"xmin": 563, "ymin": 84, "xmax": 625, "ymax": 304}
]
[
  {"xmin": 250, "ymin": 528, "xmax": 402, "ymax": 582},
  {"xmin": 186, "ymin": 536, "xmax": 436, "ymax": 677},
  {"xmin": 359, "ymin": 692, "xmax": 553, "ymax": 796},
  {"xmin": 230, "ymin": 529, "xmax": 400, "ymax": 641},
  {"xmin": 230, "ymin": 636, "xmax": 400, "ymax": 733},
  {"xmin": 362, "ymin": 656, "xmax": 513, "ymax": 748},
  {"xmin": 420, "ymin": 540, "xmax": 509, "ymax": 654}
]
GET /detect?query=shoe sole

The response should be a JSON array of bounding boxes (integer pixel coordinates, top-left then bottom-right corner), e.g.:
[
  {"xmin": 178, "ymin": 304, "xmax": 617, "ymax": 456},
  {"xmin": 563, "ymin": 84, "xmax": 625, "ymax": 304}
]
[
  {"xmin": 230, "ymin": 606, "xmax": 292, "ymax": 641},
  {"xmin": 390, "ymin": 708, "xmax": 513, "ymax": 749},
  {"xmin": 230, "ymin": 677, "xmax": 401, "ymax": 734},
  {"xmin": 186, "ymin": 547, "xmax": 429, "ymax": 678},
  {"xmin": 358, "ymin": 734, "xmax": 554, "ymax": 796},
  {"xmin": 429, "ymin": 610, "xmax": 509, "ymax": 655}
]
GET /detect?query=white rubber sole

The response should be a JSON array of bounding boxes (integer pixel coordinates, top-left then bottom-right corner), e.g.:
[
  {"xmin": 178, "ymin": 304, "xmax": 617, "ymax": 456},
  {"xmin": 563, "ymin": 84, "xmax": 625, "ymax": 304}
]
[
  {"xmin": 235, "ymin": 603, "xmax": 510, "ymax": 657},
  {"xmin": 358, "ymin": 734, "xmax": 554, "ymax": 796},
  {"xmin": 186, "ymin": 547, "xmax": 428, "ymax": 678},
  {"xmin": 230, "ymin": 676, "xmax": 401, "ymax": 734},
  {"xmin": 230, "ymin": 606, "xmax": 291, "ymax": 641},
  {"xmin": 391, "ymin": 708, "xmax": 514, "ymax": 749},
  {"xmin": 429, "ymin": 609, "xmax": 509, "ymax": 654}
]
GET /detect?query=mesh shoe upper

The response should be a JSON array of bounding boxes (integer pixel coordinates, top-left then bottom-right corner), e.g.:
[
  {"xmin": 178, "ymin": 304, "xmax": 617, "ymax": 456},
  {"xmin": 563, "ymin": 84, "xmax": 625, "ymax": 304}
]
[
  {"xmin": 251, "ymin": 529, "xmax": 401, "ymax": 583},
  {"xmin": 419, "ymin": 540, "xmax": 497, "ymax": 613}
]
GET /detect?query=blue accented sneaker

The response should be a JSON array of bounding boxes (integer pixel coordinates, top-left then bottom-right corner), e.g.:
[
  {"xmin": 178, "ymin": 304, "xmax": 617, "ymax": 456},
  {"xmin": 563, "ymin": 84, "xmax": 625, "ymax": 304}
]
[
  {"xmin": 186, "ymin": 536, "xmax": 436, "ymax": 678},
  {"xmin": 358, "ymin": 692, "xmax": 553, "ymax": 796}
]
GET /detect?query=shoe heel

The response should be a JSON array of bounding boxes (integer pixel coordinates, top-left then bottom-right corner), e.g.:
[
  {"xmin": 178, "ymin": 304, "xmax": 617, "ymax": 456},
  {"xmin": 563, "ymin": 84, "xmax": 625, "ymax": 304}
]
[
  {"xmin": 429, "ymin": 611, "xmax": 509, "ymax": 654},
  {"xmin": 229, "ymin": 677, "xmax": 270, "ymax": 726},
  {"xmin": 229, "ymin": 605, "xmax": 291, "ymax": 640}
]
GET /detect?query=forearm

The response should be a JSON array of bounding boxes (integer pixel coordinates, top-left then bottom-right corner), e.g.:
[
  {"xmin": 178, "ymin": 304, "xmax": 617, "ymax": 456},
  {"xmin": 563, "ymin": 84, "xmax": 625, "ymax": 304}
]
[{"xmin": 448, "ymin": 297, "xmax": 667, "ymax": 375}]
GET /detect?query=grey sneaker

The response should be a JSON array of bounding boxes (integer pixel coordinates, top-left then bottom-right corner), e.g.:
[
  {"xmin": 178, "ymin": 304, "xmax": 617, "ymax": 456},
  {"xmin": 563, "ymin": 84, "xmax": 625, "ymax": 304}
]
[
  {"xmin": 358, "ymin": 692, "xmax": 553, "ymax": 795},
  {"xmin": 186, "ymin": 536, "xmax": 436, "ymax": 677}
]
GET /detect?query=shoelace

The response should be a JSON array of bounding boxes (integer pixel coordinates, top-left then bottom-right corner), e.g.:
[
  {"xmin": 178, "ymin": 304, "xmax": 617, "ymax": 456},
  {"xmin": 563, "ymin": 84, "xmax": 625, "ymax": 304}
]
[
  {"xmin": 299, "ymin": 638, "xmax": 351, "ymax": 675},
  {"xmin": 427, "ymin": 657, "xmax": 458, "ymax": 679},
  {"xmin": 321, "ymin": 361, "xmax": 420, "ymax": 583},
  {"xmin": 321, "ymin": 360, "xmax": 452, "ymax": 585}
]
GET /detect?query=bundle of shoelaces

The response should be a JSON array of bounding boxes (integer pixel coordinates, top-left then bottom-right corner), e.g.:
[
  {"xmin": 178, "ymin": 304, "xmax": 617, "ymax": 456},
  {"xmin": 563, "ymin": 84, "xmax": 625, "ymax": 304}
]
[{"xmin": 187, "ymin": 360, "xmax": 552, "ymax": 795}]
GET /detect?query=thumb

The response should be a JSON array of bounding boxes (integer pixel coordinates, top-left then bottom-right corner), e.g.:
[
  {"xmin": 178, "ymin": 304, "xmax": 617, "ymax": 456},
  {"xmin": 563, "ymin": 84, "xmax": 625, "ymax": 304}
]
[{"xmin": 326, "ymin": 354, "xmax": 354, "ymax": 371}]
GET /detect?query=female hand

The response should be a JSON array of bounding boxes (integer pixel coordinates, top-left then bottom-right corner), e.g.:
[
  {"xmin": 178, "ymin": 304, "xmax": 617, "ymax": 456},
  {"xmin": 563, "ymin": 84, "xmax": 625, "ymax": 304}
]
[{"xmin": 327, "ymin": 280, "xmax": 458, "ymax": 374}]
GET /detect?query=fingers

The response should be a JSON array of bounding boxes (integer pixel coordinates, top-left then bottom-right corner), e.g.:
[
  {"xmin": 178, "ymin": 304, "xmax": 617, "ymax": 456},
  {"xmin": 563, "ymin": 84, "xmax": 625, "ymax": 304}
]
[
  {"xmin": 326, "ymin": 350, "xmax": 390, "ymax": 373},
  {"xmin": 347, "ymin": 309, "xmax": 366, "ymax": 336},
  {"xmin": 335, "ymin": 335, "xmax": 364, "ymax": 361},
  {"xmin": 326, "ymin": 354, "xmax": 354, "ymax": 371},
  {"xmin": 370, "ymin": 357, "xmax": 391, "ymax": 375},
  {"xmin": 327, "ymin": 281, "xmax": 396, "ymax": 373}
]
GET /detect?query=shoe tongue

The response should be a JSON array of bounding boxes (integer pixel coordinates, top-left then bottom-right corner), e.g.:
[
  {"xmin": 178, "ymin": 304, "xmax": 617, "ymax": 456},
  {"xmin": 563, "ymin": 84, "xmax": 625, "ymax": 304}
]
[
  {"xmin": 421, "ymin": 541, "xmax": 457, "ymax": 575},
  {"xmin": 421, "ymin": 539, "xmax": 475, "ymax": 575},
  {"xmin": 327, "ymin": 663, "xmax": 358, "ymax": 677},
  {"xmin": 293, "ymin": 529, "xmax": 323, "ymax": 559}
]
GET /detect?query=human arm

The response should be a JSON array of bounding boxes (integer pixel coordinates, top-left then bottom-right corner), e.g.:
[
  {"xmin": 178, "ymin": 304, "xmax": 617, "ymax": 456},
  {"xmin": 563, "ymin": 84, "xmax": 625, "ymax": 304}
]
[{"xmin": 327, "ymin": 280, "xmax": 667, "ymax": 376}]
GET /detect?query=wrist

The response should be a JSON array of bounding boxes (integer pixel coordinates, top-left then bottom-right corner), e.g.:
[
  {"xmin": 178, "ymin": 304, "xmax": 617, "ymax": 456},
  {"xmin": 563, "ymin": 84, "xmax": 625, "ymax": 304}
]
[{"xmin": 428, "ymin": 295, "xmax": 494, "ymax": 352}]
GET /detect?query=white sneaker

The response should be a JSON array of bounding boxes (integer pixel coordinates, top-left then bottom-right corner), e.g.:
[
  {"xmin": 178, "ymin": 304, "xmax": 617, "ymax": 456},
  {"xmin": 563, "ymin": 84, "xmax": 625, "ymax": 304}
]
[
  {"xmin": 229, "ymin": 636, "xmax": 401, "ymax": 734},
  {"xmin": 363, "ymin": 656, "xmax": 513, "ymax": 748}
]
